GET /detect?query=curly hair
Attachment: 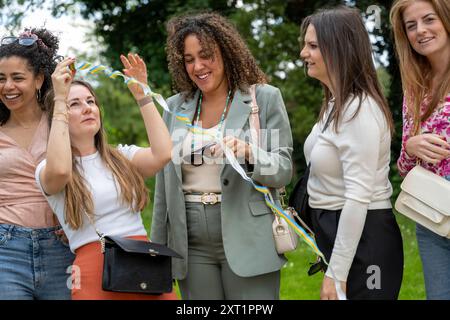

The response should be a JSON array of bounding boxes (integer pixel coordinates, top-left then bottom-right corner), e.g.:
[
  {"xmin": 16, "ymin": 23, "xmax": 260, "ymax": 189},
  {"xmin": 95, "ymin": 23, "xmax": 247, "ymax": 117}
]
[
  {"xmin": 0, "ymin": 28, "xmax": 59, "ymax": 125},
  {"xmin": 166, "ymin": 11, "xmax": 267, "ymax": 99}
]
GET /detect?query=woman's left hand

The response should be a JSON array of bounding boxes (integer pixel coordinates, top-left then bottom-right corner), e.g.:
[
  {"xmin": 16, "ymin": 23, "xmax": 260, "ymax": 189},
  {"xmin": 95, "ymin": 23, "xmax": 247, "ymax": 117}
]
[
  {"xmin": 223, "ymin": 136, "xmax": 252, "ymax": 161},
  {"xmin": 120, "ymin": 53, "xmax": 148, "ymax": 101},
  {"xmin": 320, "ymin": 275, "xmax": 347, "ymax": 300}
]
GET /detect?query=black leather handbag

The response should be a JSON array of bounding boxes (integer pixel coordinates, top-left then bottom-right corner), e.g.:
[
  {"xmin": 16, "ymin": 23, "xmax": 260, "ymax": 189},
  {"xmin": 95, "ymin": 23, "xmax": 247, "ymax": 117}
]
[
  {"xmin": 288, "ymin": 163, "xmax": 313, "ymax": 232},
  {"xmin": 101, "ymin": 235, "xmax": 182, "ymax": 295}
]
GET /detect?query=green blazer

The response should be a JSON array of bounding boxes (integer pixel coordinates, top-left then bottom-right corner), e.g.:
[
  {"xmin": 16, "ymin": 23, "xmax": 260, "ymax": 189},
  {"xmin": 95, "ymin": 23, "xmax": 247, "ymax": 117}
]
[{"xmin": 150, "ymin": 84, "xmax": 293, "ymax": 279}]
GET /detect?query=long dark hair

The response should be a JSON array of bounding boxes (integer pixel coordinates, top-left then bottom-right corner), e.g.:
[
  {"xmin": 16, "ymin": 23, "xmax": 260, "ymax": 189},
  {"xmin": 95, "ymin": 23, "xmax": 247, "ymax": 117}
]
[
  {"xmin": 300, "ymin": 6, "xmax": 394, "ymax": 135},
  {"xmin": 0, "ymin": 28, "xmax": 59, "ymax": 125}
]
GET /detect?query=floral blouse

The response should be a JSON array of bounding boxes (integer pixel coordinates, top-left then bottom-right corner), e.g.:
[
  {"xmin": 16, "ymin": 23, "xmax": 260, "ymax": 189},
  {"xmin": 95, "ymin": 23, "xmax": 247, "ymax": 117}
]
[{"xmin": 397, "ymin": 94, "xmax": 450, "ymax": 179}]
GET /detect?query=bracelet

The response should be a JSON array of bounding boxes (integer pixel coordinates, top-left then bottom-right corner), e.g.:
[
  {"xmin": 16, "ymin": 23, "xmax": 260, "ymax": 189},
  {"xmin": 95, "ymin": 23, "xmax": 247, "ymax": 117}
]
[
  {"xmin": 52, "ymin": 117, "xmax": 68, "ymax": 124},
  {"xmin": 53, "ymin": 111, "xmax": 69, "ymax": 123},
  {"xmin": 53, "ymin": 96, "xmax": 67, "ymax": 104},
  {"xmin": 137, "ymin": 96, "xmax": 154, "ymax": 108},
  {"xmin": 53, "ymin": 111, "xmax": 68, "ymax": 117}
]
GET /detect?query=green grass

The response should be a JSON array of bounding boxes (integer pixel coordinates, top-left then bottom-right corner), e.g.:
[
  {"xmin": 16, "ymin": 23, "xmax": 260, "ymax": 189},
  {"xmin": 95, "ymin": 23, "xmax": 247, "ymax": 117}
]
[{"xmin": 142, "ymin": 207, "xmax": 425, "ymax": 300}]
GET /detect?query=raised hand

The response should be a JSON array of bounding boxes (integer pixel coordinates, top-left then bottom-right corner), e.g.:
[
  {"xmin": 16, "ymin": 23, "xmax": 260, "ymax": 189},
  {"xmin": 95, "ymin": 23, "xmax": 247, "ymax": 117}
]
[
  {"xmin": 51, "ymin": 57, "xmax": 76, "ymax": 100},
  {"xmin": 120, "ymin": 53, "xmax": 148, "ymax": 101}
]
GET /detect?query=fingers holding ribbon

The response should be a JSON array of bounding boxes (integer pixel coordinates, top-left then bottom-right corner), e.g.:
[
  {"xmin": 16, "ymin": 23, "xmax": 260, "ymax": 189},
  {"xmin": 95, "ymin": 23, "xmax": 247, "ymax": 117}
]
[
  {"xmin": 223, "ymin": 136, "xmax": 252, "ymax": 161},
  {"xmin": 51, "ymin": 57, "xmax": 76, "ymax": 102}
]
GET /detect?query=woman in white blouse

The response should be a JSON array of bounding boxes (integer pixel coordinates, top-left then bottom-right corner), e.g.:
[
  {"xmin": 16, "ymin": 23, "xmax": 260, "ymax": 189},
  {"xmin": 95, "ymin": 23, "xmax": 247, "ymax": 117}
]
[
  {"xmin": 299, "ymin": 6, "xmax": 404, "ymax": 299},
  {"xmin": 35, "ymin": 55, "xmax": 176, "ymax": 300}
]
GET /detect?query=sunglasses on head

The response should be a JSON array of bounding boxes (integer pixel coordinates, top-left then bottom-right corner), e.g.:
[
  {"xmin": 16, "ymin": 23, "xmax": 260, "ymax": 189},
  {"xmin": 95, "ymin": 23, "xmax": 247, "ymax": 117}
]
[{"xmin": 1, "ymin": 34, "xmax": 39, "ymax": 47}]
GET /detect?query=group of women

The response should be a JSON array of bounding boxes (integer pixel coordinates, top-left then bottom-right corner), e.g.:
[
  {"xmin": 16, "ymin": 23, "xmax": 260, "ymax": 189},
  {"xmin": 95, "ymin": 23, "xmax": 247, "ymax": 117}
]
[{"xmin": 0, "ymin": 0, "xmax": 448, "ymax": 300}]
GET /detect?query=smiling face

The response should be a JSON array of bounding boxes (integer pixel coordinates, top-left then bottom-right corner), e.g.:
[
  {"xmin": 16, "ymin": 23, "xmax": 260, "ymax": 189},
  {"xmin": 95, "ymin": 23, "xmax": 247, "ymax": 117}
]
[
  {"xmin": 403, "ymin": 1, "xmax": 450, "ymax": 59},
  {"xmin": 0, "ymin": 56, "xmax": 43, "ymax": 113},
  {"xmin": 300, "ymin": 24, "xmax": 331, "ymax": 89},
  {"xmin": 67, "ymin": 84, "xmax": 101, "ymax": 143},
  {"xmin": 183, "ymin": 34, "xmax": 228, "ymax": 96}
]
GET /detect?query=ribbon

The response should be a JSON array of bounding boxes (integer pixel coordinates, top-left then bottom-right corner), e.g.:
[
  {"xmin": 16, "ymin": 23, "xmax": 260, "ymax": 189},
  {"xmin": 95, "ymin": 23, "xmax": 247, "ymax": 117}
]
[
  {"xmin": 73, "ymin": 59, "xmax": 349, "ymax": 299},
  {"xmin": 74, "ymin": 61, "xmax": 220, "ymax": 139},
  {"xmin": 73, "ymin": 60, "xmax": 329, "ymax": 265}
]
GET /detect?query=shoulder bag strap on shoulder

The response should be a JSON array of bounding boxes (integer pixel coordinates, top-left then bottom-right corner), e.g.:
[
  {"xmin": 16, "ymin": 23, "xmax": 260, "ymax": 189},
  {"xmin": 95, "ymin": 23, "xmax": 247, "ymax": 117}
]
[{"xmin": 248, "ymin": 84, "xmax": 260, "ymax": 147}]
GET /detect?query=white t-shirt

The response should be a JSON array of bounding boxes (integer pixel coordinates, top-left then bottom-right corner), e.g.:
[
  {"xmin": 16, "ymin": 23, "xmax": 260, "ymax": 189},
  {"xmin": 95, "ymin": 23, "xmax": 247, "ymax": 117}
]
[
  {"xmin": 35, "ymin": 144, "xmax": 147, "ymax": 253},
  {"xmin": 304, "ymin": 95, "xmax": 393, "ymax": 282}
]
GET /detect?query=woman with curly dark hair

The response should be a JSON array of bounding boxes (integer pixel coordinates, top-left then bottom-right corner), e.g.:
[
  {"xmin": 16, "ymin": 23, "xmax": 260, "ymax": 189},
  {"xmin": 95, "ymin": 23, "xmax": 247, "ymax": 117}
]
[
  {"xmin": 0, "ymin": 28, "xmax": 74, "ymax": 299},
  {"xmin": 151, "ymin": 12, "xmax": 293, "ymax": 299}
]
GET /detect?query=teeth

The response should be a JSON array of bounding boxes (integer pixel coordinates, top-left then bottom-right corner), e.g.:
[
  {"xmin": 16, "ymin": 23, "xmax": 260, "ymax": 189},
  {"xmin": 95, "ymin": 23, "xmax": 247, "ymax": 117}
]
[
  {"xmin": 197, "ymin": 74, "xmax": 209, "ymax": 80},
  {"xmin": 5, "ymin": 94, "xmax": 19, "ymax": 99},
  {"xmin": 419, "ymin": 37, "xmax": 433, "ymax": 44}
]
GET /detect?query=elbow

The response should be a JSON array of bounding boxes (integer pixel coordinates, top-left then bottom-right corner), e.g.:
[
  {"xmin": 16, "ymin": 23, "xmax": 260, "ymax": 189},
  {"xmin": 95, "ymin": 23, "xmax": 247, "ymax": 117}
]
[
  {"xmin": 47, "ymin": 164, "xmax": 72, "ymax": 185},
  {"xmin": 43, "ymin": 170, "xmax": 71, "ymax": 195},
  {"xmin": 53, "ymin": 170, "xmax": 72, "ymax": 186},
  {"xmin": 162, "ymin": 142, "xmax": 173, "ymax": 165},
  {"xmin": 157, "ymin": 151, "xmax": 172, "ymax": 168}
]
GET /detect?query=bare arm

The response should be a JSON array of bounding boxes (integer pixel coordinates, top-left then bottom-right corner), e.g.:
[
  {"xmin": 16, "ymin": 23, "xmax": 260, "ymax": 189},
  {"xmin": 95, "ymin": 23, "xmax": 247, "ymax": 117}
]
[
  {"xmin": 39, "ymin": 57, "xmax": 75, "ymax": 195},
  {"xmin": 120, "ymin": 53, "xmax": 172, "ymax": 178}
]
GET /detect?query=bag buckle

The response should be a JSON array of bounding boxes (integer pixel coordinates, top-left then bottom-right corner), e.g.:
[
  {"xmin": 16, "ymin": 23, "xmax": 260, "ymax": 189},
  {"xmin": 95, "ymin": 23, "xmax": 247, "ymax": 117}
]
[
  {"xmin": 201, "ymin": 193, "xmax": 218, "ymax": 205},
  {"xmin": 250, "ymin": 104, "xmax": 259, "ymax": 114},
  {"xmin": 148, "ymin": 248, "xmax": 159, "ymax": 257}
]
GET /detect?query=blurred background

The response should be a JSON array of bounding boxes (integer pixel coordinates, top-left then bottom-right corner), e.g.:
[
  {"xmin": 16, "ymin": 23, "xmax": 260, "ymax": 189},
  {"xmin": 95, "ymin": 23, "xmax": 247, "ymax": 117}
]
[{"xmin": 0, "ymin": 0, "xmax": 424, "ymax": 299}]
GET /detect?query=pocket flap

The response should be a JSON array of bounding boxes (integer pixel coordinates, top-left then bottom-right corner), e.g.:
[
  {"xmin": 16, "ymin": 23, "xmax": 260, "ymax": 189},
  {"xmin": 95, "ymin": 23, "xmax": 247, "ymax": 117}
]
[
  {"xmin": 401, "ymin": 166, "xmax": 450, "ymax": 217},
  {"xmin": 249, "ymin": 200, "xmax": 273, "ymax": 216},
  {"xmin": 105, "ymin": 236, "xmax": 182, "ymax": 259},
  {"xmin": 399, "ymin": 192, "xmax": 444, "ymax": 223}
]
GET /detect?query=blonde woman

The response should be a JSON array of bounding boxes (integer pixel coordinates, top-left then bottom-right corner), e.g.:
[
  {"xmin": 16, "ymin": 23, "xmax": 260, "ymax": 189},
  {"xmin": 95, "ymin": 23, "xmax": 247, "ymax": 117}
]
[
  {"xmin": 35, "ymin": 55, "xmax": 176, "ymax": 300},
  {"xmin": 391, "ymin": 0, "xmax": 450, "ymax": 300}
]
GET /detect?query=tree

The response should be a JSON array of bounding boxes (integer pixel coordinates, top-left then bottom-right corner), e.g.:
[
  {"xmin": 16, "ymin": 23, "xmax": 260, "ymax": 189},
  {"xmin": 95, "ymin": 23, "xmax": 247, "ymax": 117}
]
[{"xmin": 0, "ymin": 0, "xmax": 405, "ymax": 192}]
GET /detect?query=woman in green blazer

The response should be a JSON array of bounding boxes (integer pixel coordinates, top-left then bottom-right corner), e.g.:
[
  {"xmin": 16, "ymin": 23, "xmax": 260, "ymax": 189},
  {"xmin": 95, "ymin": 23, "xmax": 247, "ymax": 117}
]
[{"xmin": 150, "ymin": 12, "xmax": 293, "ymax": 300}]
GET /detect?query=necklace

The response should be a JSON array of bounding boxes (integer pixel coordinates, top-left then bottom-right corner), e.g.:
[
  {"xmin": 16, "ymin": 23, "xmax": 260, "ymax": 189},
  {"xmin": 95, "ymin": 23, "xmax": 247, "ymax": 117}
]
[{"xmin": 191, "ymin": 90, "xmax": 232, "ymax": 159}]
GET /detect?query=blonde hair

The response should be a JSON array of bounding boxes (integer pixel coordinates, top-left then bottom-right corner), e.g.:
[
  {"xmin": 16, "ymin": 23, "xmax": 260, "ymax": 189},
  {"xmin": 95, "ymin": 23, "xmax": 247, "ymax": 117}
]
[
  {"xmin": 390, "ymin": 0, "xmax": 450, "ymax": 133},
  {"xmin": 46, "ymin": 80, "xmax": 148, "ymax": 230}
]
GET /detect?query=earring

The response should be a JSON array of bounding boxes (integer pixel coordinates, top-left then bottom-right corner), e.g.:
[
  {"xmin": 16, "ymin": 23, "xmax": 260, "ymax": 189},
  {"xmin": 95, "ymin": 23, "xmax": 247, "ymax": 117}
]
[{"xmin": 36, "ymin": 88, "xmax": 42, "ymax": 102}]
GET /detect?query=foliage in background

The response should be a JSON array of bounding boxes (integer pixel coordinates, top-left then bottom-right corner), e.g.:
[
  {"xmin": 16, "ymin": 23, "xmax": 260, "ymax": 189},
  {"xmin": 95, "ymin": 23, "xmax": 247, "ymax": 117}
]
[
  {"xmin": 0, "ymin": 0, "xmax": 424, "ymax": 299},
  {"xmin": 0, "ymin": 0, "xmax": 404, "ymax": 181}
]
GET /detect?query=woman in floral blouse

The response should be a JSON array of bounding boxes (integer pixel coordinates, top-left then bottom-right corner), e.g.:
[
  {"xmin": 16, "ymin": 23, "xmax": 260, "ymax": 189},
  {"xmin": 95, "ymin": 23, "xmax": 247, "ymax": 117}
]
[{"xmin": 391, "ymin": 0, "xmax": 450, "ymax": 300}]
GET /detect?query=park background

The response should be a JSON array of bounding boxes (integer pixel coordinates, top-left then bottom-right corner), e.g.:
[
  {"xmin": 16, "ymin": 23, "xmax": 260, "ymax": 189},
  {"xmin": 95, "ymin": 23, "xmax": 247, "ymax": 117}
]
[{"xmin": 0, "ymin": 0, "xmax": 425, "ymax": 299}]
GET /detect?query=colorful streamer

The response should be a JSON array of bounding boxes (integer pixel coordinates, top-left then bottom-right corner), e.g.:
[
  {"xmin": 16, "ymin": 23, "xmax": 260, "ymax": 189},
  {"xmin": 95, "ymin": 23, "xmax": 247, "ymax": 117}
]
[{"xmin": 73, "ymin": 60, "xmax": 328, "ymax": 263}]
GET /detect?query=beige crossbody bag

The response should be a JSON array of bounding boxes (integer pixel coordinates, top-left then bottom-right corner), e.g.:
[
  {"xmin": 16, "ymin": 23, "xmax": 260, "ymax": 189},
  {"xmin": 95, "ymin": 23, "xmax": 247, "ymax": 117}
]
[{"xmin": 394, "ymin": 115, "xmax": 450, "ymax": 238}]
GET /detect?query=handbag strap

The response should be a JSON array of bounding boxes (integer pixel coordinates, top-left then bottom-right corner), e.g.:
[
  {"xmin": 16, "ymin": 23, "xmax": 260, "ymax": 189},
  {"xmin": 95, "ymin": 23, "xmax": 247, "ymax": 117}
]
[
  {"xmin": 83, "ymin": 211, "xmax": 107, "ymax": 252},
  {"xmin": 248, "ymin": 84, "xmax": 286, "ymax": 206},
  {"xmin": 248, "ymin": 84, "xmax": 261, "ymax": 147}
]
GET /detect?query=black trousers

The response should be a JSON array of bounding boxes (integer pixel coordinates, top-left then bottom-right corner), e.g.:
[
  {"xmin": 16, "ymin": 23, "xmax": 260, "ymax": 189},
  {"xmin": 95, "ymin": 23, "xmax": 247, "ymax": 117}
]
[{"xmin": 310, "ymin": 208, "xmax": 404, "ymax": 300}]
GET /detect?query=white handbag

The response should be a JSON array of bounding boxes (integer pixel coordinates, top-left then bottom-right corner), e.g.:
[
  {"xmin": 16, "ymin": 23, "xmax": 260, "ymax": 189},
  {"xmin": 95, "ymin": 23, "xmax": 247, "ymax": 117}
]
[
  {"xmin": 395, "ymin": 165, "xmax": 450, "ymax": 238},
  {"xmin": 272, "ymin": 207, "xmax": 298, "ymax": 254}
]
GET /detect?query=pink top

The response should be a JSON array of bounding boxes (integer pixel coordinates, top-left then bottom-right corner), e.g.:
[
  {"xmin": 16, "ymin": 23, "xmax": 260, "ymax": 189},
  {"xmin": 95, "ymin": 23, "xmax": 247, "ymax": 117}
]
[
  {"xmin": 0, "ymin": 112, "xmax": 57, "ymax": 228},
  {"xmin": 397, "ymin": 94, "xmax": 450, "ymax": 178}
]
